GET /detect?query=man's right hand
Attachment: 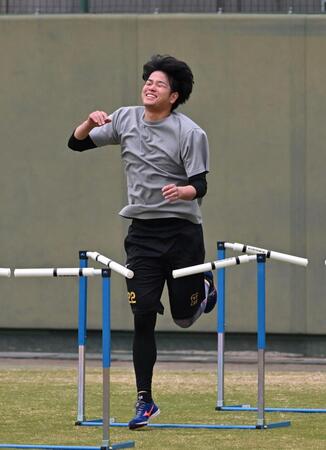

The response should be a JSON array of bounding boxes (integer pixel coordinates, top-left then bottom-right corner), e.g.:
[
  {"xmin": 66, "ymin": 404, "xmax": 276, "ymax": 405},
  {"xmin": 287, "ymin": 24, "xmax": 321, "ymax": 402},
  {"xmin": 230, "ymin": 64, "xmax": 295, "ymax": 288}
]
[
  {"xmin": 74, "ymin": 111, "xmax": 111, "ymax": 140},
  {"xmin": 87, "ymin": 111, "xmax": 112, "ymax": 128}
]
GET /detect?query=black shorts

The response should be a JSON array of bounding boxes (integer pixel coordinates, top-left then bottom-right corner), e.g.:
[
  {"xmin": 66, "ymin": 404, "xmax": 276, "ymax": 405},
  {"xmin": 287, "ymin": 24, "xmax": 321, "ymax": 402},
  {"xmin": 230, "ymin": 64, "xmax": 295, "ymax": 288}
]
[{"xmin": 124, "ymin": 218, "xmax": 205, "ymax": 320}]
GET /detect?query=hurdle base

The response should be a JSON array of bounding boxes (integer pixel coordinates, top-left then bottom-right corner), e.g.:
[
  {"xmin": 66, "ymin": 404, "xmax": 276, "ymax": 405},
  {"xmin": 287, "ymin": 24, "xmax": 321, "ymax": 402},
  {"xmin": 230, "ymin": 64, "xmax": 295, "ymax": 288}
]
[
  {"xmin": 215, "ymin": 405, "xmax": 244, "ymax": 411},
  {"xmin": 0, "ymin": 443, "xmax": 135, "ymax": 450},
  {"xmin": 218, "ymin": 404, "xmax": 326, "ymax": 413},
  {"xmin": 256, "ymin": 421, "xmax": 291, "ymax": 429},
  {"xmin": 77, "ymin": 419, "xmax": 291, "ymax": 430}
]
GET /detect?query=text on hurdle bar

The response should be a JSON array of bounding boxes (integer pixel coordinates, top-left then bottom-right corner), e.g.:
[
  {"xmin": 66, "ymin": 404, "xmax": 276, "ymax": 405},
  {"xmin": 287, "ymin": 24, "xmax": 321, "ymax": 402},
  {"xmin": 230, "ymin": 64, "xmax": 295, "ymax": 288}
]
[
  {"xmin": 86, "ymin": 251, "xmax": 134, "ymax": 279},
  {"xmin": 14, "ymin": 268, "xmax": 103, "ymax": 277},
  {"xmin": 172, "ymin": 254, "xmax": 257, "ymax": 278},
  {"xmin": 224, "ymin": 242, "xmax": 308, "ymax": 267}
]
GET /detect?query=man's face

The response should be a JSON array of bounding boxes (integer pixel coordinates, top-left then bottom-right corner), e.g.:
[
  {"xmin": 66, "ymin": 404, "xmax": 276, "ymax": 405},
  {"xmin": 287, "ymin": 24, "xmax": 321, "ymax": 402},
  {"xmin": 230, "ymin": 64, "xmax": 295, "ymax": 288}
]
[{"xmin": 141, "ymin": 71, "xmax": 178, "ymax": 112}]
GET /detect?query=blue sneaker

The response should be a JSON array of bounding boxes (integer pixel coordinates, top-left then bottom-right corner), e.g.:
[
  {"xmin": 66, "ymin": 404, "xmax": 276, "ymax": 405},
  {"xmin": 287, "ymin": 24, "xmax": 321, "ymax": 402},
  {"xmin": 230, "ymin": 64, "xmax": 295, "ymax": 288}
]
[
  {"xmin": 128, "ymin": 400, "xmax": 160, "ymax": 430},
  {"xmin": 203, "ymin": 271, "xmax": 217, "ymax": 313}
]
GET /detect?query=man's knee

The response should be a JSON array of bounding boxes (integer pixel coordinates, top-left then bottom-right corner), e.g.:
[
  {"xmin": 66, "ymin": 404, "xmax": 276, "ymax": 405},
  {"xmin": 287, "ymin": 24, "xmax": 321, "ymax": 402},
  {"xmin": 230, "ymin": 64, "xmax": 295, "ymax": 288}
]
[{"xmin": 173, "ymin": 317, "xmax": 194, "ymax": 329}]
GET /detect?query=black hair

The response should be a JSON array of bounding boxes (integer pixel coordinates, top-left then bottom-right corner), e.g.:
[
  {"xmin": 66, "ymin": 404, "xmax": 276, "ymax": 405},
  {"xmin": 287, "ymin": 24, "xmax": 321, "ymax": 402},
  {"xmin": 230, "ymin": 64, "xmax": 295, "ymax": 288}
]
[{"xmin": 142, "ymin": 54, "xmax": 194, "ymax": 111}]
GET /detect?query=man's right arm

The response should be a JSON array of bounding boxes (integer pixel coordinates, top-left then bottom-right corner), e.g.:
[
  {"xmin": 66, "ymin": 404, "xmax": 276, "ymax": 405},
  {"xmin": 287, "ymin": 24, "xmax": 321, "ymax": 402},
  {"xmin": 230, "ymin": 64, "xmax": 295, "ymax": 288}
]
[{"xmin": 68, "ymin": 111, "xmax": 111, "ymax": 152}]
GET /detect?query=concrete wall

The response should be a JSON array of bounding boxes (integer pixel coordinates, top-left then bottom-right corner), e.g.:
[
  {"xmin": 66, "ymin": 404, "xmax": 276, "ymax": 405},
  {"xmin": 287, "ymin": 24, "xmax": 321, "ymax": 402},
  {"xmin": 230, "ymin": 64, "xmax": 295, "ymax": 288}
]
[{"xmin": 0, "ymin": 14, "xmax": 325, "ymax": 334}]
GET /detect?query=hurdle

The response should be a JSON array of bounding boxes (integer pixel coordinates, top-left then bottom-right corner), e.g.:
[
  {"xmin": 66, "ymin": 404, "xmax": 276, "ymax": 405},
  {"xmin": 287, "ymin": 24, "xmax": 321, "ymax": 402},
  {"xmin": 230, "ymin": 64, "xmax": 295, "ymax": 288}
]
[
  {"xmin": 175, "ymin": 253, "xmax": 290, "ymax": 429},
  {"xmin": 76, "ymin": 251, "xmax": 134, "ymax": 425},
  {"xmin": 76, "ymin": 251, "xmax": 289, "ymax": 430},
  {"xmin": 215, "ymin": 241, "xmax": 326, "ymax": 414},
  {"xmin": 0, "ymin": 264, "xmax": 135, "ymax": 450}
]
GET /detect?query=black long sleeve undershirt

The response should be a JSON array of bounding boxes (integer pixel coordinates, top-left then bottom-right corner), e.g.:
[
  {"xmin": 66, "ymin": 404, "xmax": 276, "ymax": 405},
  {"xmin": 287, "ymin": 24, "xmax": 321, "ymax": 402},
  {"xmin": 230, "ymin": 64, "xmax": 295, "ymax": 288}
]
[
  {"xmin": 67, "ymin": 133, "xmax": 96, "ymax": 151},
  {"xmin": 188, "ymin": 172, "xmax": 207, "ymax": 199}
]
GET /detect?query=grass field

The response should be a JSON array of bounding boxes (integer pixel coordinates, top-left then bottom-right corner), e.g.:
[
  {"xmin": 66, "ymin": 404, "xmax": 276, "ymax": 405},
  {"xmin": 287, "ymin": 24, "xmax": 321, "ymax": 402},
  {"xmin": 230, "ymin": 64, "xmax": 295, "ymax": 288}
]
[{"xmin": 0, "ymin": 362, "xmax": 326, "ymax": 449}]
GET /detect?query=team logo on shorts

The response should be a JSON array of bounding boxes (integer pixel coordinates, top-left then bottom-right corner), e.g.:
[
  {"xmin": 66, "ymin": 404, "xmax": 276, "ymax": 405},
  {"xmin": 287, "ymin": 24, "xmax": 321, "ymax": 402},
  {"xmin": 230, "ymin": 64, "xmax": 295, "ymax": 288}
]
[
  {"xmin": 190, "ymin": 292, "xmax": 199, "ymax": 307},
  {"xmin": 128, "ymin": 291, "xmax": 136, "ymax": 304}
]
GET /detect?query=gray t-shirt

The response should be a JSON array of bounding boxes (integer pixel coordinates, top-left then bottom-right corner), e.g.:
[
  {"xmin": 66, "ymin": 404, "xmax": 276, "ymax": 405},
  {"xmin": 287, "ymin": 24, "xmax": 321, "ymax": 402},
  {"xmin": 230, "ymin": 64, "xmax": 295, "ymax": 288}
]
[{"xmin": 89, "ymin": 106, "xmax": 209, "ymax": 224}]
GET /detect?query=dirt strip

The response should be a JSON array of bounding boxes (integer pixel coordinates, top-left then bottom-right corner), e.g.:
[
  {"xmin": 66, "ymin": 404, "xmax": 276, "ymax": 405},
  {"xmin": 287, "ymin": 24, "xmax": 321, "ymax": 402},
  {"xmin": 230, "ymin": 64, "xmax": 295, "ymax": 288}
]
[{"xmin": 1, "ymin": 356, "xmax": 326, "ymax": 372}]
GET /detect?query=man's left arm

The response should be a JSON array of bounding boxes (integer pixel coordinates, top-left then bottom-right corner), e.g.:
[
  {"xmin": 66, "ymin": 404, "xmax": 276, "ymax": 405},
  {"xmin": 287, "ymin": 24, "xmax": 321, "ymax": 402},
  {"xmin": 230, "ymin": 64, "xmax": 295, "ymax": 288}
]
[
  {"xmin": 162, "ymin": 172, "xmax": 207, "ymax": 202},
  {"xmin": 162, "ymin": 126, "xmax": 209, "ymax": 202}
]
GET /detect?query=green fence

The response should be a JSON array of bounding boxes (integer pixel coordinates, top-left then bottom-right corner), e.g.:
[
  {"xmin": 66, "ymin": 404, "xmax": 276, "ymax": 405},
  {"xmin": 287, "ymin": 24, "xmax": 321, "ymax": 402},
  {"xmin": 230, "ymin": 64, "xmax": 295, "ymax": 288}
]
[{"xmin": 0, "ymin": 0, "xmax": 325, "ymax": 15}]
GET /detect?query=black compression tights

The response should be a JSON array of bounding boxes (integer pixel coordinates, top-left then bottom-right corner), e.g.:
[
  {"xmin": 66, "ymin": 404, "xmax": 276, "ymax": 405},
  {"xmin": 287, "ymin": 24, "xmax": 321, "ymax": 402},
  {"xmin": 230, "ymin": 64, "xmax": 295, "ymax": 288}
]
[{"xmin": 133, "ymin": 312, "xmax": 157, "ymax": 394}]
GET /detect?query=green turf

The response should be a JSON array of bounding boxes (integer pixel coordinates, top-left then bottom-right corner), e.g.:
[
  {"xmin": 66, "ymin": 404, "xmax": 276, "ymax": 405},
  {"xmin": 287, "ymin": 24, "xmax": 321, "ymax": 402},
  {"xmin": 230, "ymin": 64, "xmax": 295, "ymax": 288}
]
[{"xmin": 0, "ymin": 366, "xmax": 326, "ymax": 449}]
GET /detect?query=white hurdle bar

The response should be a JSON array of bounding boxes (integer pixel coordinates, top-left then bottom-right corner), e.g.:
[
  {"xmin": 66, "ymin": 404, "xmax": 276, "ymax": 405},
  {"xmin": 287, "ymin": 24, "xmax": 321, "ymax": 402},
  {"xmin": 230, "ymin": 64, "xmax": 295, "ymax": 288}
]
[
  {"xmin": 172, "ymin": 254, "xmax": 257, "ymax": 278},
  {"xmin": 86, "ymin": 251, "xmax": 134, "ymax": 279},
  {"xmin": 225, "ymin": 242, "xmax": 308, "ymax": 267},
  {"xmin": 0, "ymin": 268, "xmax": 11, "ymax": 277},
  {"xmin": 14, "ymin": 268, "xmax": 102, "ymax": 277}
]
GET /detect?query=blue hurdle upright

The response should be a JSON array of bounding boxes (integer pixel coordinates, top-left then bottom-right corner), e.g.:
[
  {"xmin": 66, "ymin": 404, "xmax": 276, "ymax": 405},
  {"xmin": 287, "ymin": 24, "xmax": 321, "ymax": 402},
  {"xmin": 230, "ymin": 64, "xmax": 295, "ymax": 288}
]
[
  {"xmin": 215, "ymin": 241, "xmax": 326, "ymax": 414},
  {"xmin": 0, "ymin": 264, "xmax": 134, "ymax": 450},
  {"xmin": 76, "ymin": 250, "xmax": 289, "ymax": 430}
]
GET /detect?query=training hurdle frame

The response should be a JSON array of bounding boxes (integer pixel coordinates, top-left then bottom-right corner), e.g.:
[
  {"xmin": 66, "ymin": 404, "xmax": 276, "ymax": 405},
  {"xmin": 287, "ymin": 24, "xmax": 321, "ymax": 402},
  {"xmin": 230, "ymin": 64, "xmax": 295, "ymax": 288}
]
[
  {"xmin": 0, "ymin": 263, "xmax": 135, "ymax": 450},
  {"xmin": 215, "ymin": 241, "xmax": 326, "ymax": 414},
  {"xmin": 76, "ymin": 251, "xmax": 289, "ymax": 430}
]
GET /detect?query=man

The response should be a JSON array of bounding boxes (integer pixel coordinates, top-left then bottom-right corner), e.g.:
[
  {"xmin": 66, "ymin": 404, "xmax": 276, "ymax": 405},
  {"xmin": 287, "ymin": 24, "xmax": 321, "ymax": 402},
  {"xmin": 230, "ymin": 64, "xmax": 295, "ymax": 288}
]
[{"xmin": 68, "ymin": 54, "xmax": 217, "ymax": 430}]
